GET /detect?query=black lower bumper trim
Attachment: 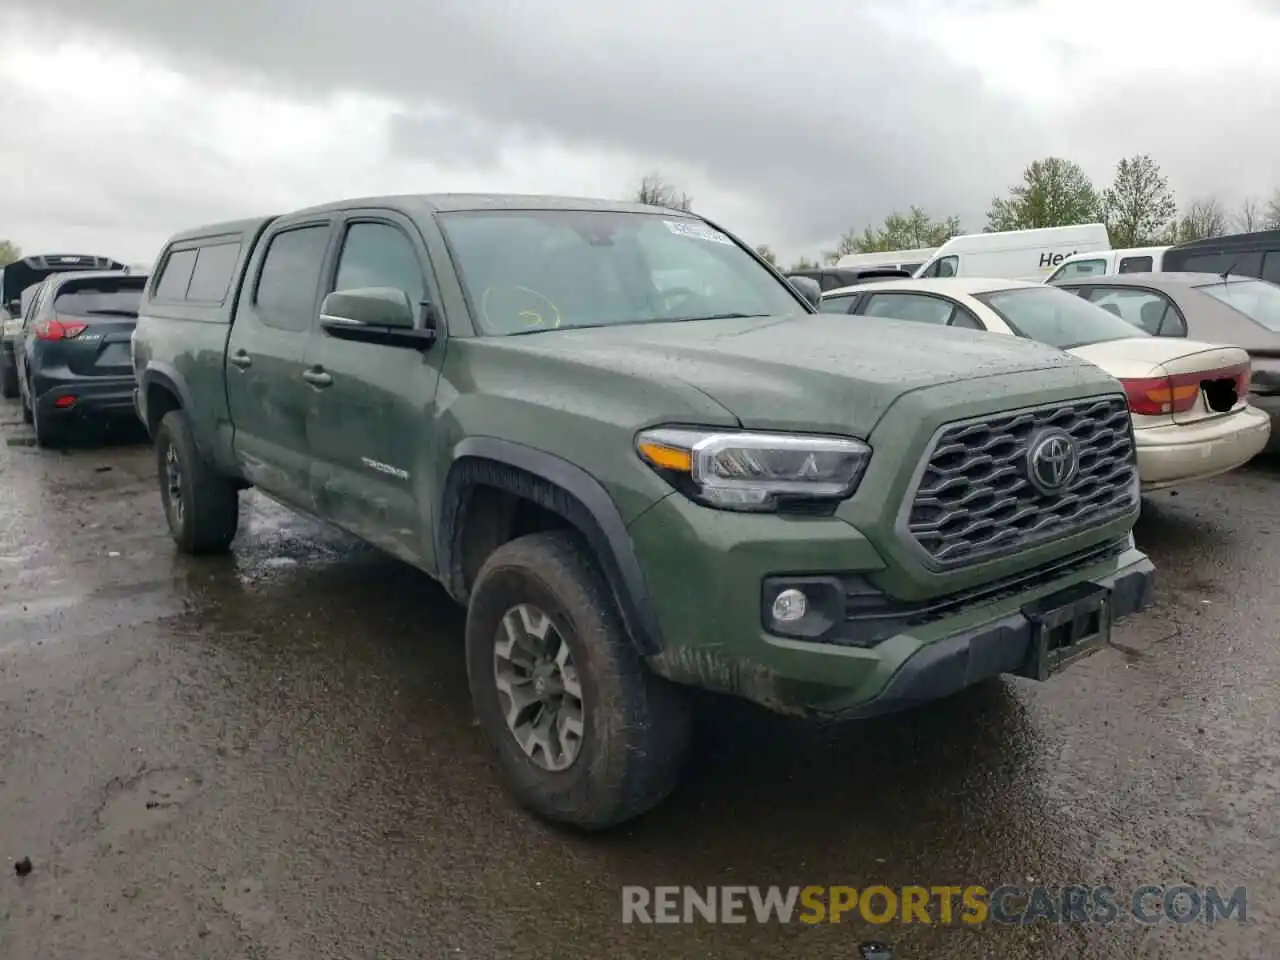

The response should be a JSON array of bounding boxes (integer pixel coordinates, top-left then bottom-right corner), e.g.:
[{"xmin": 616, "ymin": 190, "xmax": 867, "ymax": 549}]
[{"xmin": 828, "ymin": 558, "xmax": 1156, "ymax": 721}]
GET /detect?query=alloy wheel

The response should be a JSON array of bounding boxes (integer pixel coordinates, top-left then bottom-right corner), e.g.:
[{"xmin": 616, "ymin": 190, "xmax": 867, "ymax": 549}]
[{"xmin": 492, "ymin": 603, "xmax": 585, "ymax": 772}]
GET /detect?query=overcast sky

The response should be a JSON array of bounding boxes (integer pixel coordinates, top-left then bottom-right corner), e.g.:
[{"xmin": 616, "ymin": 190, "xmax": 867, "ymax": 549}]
[{"xmin": 2, "ymin": 0, "xmax": 1279, "ymax": 267}]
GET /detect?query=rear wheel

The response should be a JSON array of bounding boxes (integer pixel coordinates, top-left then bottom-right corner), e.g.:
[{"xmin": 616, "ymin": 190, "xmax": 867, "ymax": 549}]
[
  {"xmin": 0, "ymin": 355, "xmax": 17, "ymax": 399},
  {"xmin": 156, "ymin": 409, "xmax": 240, "ymax": 554},
  {"xmin": 466, "ymin": 531, "xmax": 692, "ymax": 830},
  {"xmin": 29, "ymin": 378, "xmax": 64, "ymax": 449}
]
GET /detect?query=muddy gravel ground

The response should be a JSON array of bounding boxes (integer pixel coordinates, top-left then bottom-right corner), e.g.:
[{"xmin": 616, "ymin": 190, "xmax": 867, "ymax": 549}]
[{"xmin": 2, "ymin": 406, "xmax": 1279, "ymax": 959}]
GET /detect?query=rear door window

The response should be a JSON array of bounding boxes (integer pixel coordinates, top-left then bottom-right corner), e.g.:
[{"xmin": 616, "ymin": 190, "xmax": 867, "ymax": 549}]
[
  {"xmin": 950, "ymin": 308, "xmax": 984, "ymax": 329},
  {"xmin": 1084, "ymin": 287, "xmax": 1177, "ymax": 335},
  {"xmin": 52, "ymin": 275, "xmax": 147, "ymax": 318},
  {"xmin": 154, "ymin": 249, "xmax": 197, "ymax": 300},
  {"xmin": 818, "ymin": 294, "xmax": 857, "ymax": 314},
  {"xmin": 861, "ymin": 292, "xmax": 956, "ymax": 324},
  {"xmin": 254, "ymin": 225, "xmax": 332, "ymax": 332}
]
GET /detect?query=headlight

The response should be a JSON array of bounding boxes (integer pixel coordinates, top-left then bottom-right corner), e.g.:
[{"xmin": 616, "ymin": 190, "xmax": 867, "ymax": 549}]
[{"xmin": 635, "ymin": 427, "xmax": 871, "ymax": 512}]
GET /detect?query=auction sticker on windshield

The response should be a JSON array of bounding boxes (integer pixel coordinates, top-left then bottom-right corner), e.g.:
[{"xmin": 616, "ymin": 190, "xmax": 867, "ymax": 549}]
[{"xmin": 664, "ymin": 220, "xmax": 733, "ymax": 244}]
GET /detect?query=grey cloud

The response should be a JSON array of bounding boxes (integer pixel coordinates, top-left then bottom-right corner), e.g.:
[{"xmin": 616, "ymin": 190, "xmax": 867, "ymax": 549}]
[{"xmin": 3, "ymin": 1, "xmax": 1049, "ymax": 252}]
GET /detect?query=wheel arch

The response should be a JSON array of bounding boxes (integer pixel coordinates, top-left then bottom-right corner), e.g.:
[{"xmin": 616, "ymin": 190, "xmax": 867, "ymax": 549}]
[
  {"xmin": 139, "ymin": 363, "xmax": 193, "ymax": 436},
  {"xmin": 438, "ymin": 438, "xmax": 663, "ymax": 656}
]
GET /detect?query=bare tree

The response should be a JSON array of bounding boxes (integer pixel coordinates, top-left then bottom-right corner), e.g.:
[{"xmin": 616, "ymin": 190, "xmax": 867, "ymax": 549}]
[
  {"xmin": 1266, "ymin": 190, "xmax": 1280, "ymax": 230},
  {"xmin": 634, "ymin": 172, "xmax": 693, "ymax": 212},
  {"xmin": 1235, "ymin": 197, "xmax": 1263, "ymax": 233},
  {"xmin": 823, "ymin": 229, "xmax": 860, "ymax": 265},
  {"xmin": 1174, "ymin": 197, "xmax": 1229, "ymax": 243},
  {"xmin": 754, "ymin": 244, "xmax": 778, "ymax": 267}
]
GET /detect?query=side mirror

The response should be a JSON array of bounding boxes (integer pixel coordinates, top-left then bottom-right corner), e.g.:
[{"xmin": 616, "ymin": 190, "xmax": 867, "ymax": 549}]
[
  {"xmin": 788, "ymin": 275, "xmax": 822, "ymax": 308},
  {"xmin": 319, "ymin": 286, "xmax": 437, "ymax": 351},
  {"xmin": 320, "ymin": 287, "xmax": 417, "ymax": 329}
]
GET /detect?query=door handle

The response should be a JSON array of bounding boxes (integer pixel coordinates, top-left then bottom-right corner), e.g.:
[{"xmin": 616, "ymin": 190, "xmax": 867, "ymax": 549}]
[
  {"xmin": 228, "ymin": 350, "xmax": 252, "ymax": 369},
  {"xmin": 302, "ymin": 367, "xmax": 333, "ymax": 388}
]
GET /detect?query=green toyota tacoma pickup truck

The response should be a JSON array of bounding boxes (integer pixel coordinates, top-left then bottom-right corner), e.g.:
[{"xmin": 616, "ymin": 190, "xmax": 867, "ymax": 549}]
[{"xmin": 130, "ymin": 194, "xmax": 1155, "ymax": 829}]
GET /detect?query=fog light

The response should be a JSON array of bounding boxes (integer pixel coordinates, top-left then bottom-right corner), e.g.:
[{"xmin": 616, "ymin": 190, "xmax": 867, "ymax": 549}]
[{"xmin": 771, "ymin": 588, "xmax": 807, "ymax": 623}]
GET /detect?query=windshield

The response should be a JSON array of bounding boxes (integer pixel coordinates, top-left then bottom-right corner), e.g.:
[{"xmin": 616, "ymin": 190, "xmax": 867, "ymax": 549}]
[
  {"xmin": 975, "ymin": 286, "xmax": 1148, "ymax": 349},
  {"xmin": 1196, "ymin": 279, "xmax": 1280, "ymax": 332},
  {"xmin": 437, "ymin": 209, "xmax": 806, "ymax": 335}
]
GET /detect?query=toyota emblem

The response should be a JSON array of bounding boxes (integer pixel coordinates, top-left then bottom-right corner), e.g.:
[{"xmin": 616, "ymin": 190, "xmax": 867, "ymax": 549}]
[{"xmin": 1026, "ymin": 428, "xmax": 1079, "ymax": 496}]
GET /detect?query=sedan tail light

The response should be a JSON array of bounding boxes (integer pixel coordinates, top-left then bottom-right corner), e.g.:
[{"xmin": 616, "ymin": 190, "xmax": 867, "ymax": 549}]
[
  {"xmin": 33, "ymin": 319, "xmax": 88, "ymax": 341},
  {"xmin": 1121, "ymin": 361, "xmax": 1251, "ymax": 416}
]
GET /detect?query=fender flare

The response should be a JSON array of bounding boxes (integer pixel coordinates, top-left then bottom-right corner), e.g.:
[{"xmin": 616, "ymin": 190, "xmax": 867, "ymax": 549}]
[
  {"xmin": 139, "ymin": 362, "xmax": 195, "ymax": 430},
  {"xmin": 438, "ymin": 438, "xmax": 663, "ymax": 656}
]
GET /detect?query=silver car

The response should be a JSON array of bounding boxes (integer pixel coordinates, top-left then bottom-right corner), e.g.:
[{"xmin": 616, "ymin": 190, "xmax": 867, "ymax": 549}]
[{"xmin": 1053, "ymin": 271, "xmax": 1280, "ymax": 450}]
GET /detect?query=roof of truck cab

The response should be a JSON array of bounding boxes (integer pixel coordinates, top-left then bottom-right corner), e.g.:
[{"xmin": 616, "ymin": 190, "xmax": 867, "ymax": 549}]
[
  {"xmin": 165, "ymin": 216, "xmax": 277, "ymax": 245},
  {"xmin": 286, "ymin": 193, "xmax": 698, "ymax": 217},
  {"xmin": 164, "ymin": 197, "xmax": 700, "ymax": 246}
]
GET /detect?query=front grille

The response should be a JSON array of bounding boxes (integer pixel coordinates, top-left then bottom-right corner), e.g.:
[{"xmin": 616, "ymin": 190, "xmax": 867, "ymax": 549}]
[{"xmin": 903, "ymin": 394, "xmax": 1138, "ymax": 569}]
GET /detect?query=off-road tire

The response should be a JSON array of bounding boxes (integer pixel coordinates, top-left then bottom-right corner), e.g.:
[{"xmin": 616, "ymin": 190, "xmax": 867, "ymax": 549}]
[
  {"xmin": 466, "ymin": 530, "xmax": 692, "ymax": 830},
  {"xmin": 156, "ymin": 409, "xmax": 239, "ymax": 554},
  {"xmin": 0, "ymin": 356, "xmax": 17, "ymax": 399}
]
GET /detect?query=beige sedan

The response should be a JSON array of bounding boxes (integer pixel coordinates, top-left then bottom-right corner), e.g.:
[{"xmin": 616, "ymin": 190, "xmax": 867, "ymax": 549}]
[{"xmin": 820, "ymin": 277, "xmax": 1272, "ymax": 491}]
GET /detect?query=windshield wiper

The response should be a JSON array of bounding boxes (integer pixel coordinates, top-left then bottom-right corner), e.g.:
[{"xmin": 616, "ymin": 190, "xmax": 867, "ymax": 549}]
[{"xmin": 667, "ymin": 312, "xmax": 770, "ymax": 322}]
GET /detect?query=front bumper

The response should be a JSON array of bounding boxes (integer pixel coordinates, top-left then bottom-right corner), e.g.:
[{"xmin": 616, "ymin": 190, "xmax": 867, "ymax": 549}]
[
  {"xmin": 32, "ymin": 373, "xmax": 138, "ymax": 421},
  {"xmin": 629, "ymin": 492, "xmax": 1154, "ymax": 720},
  {"xmin": 1134, "ymin": 405, "xmax": 1272, "ymax": 489}
]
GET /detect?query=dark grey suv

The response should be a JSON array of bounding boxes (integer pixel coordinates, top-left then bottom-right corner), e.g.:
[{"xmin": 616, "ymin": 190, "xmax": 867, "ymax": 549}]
[{"xmin": 15, "ymin": 270, "xmax": 148, "ymax": 447}]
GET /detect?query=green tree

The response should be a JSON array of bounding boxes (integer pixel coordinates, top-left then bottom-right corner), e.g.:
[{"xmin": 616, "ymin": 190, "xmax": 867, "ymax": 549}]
[
  {"xmin": 850, "ymin": 208, "xmax": 961, "ymax": 254},
  {"xmin": 1102, "ymin": 154, "xmax": 1177, "ymax": 247},
  {"xmin": 634, "ymin": 172, "xmax": 693, "ymax": 211},
  {"xmin": 0, "ymin": 240, "xmax": 20, "ymax": 266},
  {"xmin": 754, "ymin": 244, "xmax": 778, "ymax": 266},
  {"xmin": 1174, "ymin": 197, "xmax": 1228, "ymax": 243},
  {"xmin": 986, "ymin": 157, "xmax": 1101, "ymax": 231}
]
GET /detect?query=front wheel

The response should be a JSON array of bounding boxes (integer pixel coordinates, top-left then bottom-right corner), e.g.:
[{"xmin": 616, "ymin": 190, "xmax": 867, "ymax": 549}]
[
  {"xmin": 466, "ymin": 531, "xmax": 692, "ymax": 830},
  {"xmin": 155, "ymin": 409, "xmax": 240, "ymax": 553}
]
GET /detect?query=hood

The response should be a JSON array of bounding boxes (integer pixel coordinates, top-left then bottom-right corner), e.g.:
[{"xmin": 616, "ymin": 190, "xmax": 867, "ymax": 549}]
[{"xmin": 501, "ymin": 314, "xmax": 1102, "ymax": 437}]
